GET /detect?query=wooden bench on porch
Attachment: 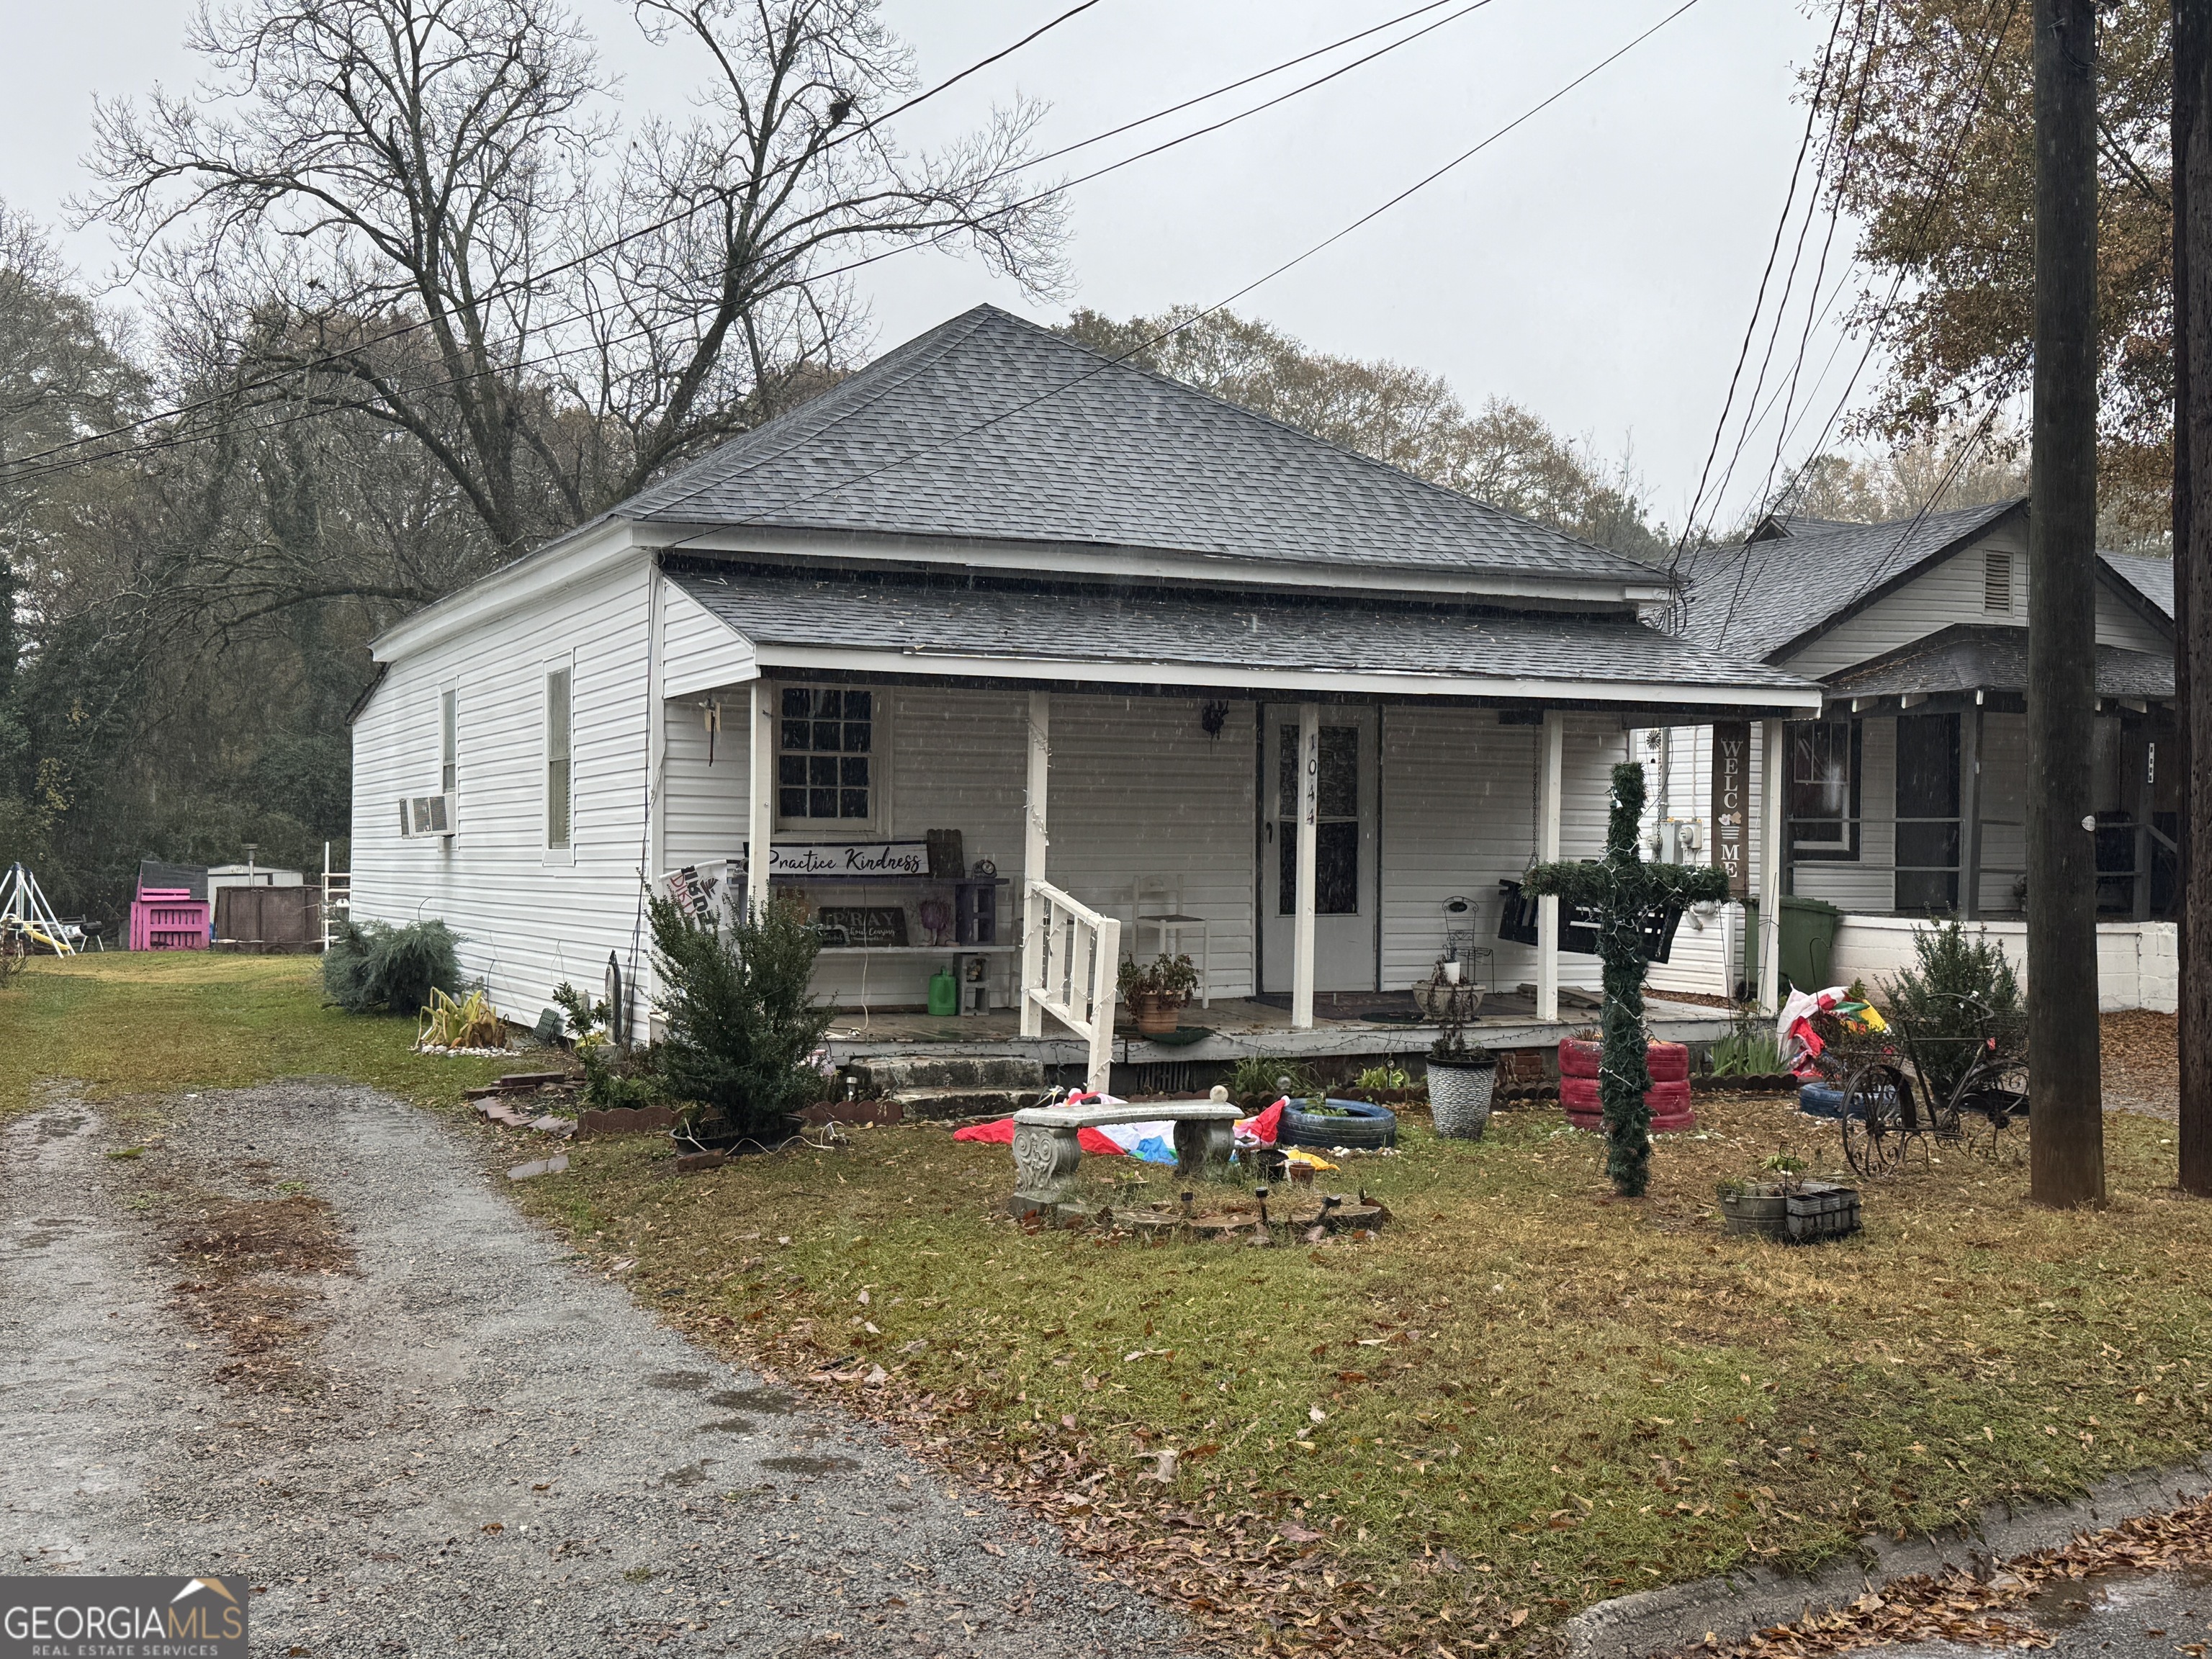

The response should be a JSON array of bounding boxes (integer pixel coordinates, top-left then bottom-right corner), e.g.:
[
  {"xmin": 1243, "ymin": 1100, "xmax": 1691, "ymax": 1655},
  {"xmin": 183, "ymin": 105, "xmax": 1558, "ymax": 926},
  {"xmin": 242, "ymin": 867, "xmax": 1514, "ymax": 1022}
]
[{"xmin": 1009, "ymin": 1097, "xmax": 1241, "ymax": 1218}]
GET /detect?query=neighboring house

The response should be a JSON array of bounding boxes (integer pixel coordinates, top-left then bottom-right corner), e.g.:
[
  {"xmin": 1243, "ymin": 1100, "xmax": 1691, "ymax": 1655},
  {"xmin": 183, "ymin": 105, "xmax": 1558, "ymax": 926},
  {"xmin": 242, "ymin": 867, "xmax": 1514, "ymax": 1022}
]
[
  {"xmin": 349, "ymin": 305, "xmax": 1819, "ymax": 1082},
  {"xmin": 1638, "ymin": 500, "xmax": 2178, "ymax": 1010}
]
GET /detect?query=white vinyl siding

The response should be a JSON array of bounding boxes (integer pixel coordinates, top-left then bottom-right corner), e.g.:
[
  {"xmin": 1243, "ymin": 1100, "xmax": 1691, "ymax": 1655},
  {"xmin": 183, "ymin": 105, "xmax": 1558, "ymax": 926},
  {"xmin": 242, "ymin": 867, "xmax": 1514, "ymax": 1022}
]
[
  {"xmin": 662, "ymin": 580, "xmax": 757, "ymax": 698},
  {"xmin": 1779, "ymin": 522, "xmax": 2028, "ymax": 679},
  {"xmin": 1377, "ymin": 709, "xmax": 1619, "ymax": 998},
  {"xmin": 350, "ymin": 554, "xmax": 652, "ymax": 1026}
]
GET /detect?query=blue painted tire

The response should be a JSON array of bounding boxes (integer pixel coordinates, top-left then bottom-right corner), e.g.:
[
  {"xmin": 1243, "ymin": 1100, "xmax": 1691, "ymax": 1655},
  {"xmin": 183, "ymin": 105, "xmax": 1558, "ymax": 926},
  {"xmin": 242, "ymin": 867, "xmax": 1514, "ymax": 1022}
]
[
  {"xmin": 1279, "ymin": 1098, "xmax": 1398, "ymax": 1151},
  {"xmin": 1799, "ymin": 1082, "xmax": 1895, "ymax": 1120}
]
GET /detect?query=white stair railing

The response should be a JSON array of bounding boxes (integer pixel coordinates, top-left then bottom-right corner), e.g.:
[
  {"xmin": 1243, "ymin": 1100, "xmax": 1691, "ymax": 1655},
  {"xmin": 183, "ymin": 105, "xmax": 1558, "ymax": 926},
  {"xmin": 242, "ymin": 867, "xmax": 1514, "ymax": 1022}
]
[{"xmin": 1022, "ymin": 881, "xmax": 1121, "ymax": 1094}]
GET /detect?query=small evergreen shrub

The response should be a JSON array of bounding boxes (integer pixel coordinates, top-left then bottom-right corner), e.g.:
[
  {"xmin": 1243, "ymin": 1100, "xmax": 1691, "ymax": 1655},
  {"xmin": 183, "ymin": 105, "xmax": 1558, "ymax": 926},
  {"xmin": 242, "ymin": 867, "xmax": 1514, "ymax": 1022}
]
[
  {"xmin": 650, "ymin": 890, "xmax": 832, "ymax": 1142},
  {"xmin": 550, "ymin": 979, "xmax": 662, "ymax": 1109},
  {"xmin": 323, "ymin": 919, "xmax": 460, "ymax": 1016},
  {"xmin": 1881, "ymin": 920, "xmax": 2024, "ymax": 1103}
]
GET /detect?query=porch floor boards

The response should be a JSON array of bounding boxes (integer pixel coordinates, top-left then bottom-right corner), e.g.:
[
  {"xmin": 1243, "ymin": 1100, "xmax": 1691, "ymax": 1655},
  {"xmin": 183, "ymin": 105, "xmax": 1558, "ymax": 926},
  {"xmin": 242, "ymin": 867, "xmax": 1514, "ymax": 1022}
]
[{"xmin": 824, "ymin": 992, "xmax": 1735, "ymax": 1066}]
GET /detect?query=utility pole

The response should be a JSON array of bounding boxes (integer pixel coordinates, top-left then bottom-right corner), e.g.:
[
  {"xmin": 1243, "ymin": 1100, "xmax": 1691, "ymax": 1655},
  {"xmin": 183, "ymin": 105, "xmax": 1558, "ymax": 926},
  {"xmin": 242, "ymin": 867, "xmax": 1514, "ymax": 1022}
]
[
  {"xmin": 2176, "ymin": 0, "xmax": 2212, "ymax": 1198},
  {"xmin": 2026, "ymin": 0, "xmax": 2106, "ymax": 1206}
]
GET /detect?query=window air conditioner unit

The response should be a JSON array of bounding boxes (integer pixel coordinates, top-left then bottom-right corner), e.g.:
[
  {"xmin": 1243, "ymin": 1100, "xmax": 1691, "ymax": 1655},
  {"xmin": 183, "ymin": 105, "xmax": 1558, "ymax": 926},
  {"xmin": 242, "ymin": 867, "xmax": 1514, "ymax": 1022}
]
[{"xmin": 397, "ymin": 793, "xmax": 458, "ymax": 838}]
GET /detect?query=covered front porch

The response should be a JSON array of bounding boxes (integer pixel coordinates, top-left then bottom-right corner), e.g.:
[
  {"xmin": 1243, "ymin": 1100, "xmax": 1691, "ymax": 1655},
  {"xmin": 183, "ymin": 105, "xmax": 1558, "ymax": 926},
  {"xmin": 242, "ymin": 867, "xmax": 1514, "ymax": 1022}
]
[
  {"xmin": 651, "ymin": 561, "xmax": 1820, "ymax": 1085},
  {"xmin": 821, "ymin": 986, "xmax": 1739, "ymax": 1077}
]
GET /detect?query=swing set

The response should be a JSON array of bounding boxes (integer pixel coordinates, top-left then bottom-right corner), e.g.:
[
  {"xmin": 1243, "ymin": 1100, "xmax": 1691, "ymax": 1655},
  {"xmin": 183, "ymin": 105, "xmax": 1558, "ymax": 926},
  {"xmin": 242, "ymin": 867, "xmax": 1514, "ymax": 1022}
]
[{"xmin": 1, "ymin": 862, "xmax": 79, "ymax": 956}]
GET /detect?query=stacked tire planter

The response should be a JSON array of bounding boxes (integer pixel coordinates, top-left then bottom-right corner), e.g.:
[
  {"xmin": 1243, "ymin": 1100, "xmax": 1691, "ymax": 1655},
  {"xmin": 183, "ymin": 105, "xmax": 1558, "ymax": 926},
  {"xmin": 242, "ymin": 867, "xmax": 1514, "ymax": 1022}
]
[{"xmin": 1557, "ymin": 1038, "xmax": 1696, "ymax": 1133}]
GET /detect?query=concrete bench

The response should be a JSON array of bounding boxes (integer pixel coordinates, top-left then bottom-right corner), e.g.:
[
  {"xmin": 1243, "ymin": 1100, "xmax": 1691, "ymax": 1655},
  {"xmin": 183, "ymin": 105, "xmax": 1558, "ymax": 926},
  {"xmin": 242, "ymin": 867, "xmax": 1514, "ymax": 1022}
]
[{"xmin": 1010, "ymin": 1097, "xmax": 1241, "ymax": 1217}]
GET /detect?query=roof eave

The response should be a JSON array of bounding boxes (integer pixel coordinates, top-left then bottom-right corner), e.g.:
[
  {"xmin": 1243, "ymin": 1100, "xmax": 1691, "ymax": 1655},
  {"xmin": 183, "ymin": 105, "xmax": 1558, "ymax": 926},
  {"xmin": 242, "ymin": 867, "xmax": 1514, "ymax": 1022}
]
[
  {"xmin": 742, "ymin": 639, "xmax": 1823, "ymax": 714},
  {"xmin": 637, "ymin": 521, "xmax": 1670, "ymax": 608}
]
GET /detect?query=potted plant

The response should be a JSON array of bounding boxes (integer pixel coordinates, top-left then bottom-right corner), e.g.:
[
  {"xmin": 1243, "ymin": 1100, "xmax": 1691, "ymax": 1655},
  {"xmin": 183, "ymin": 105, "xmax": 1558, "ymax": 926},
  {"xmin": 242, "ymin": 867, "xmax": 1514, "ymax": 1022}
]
[
  {"xmin": 1423, "ymin": 974, "xmax": 1497, "ymax": 1140},
  {"xmin": 1717, "ymin": 1154, "xmax": 1803, "ymax": 1238},
  {"xmin": 1119, "ymin": 952, "xmax": 1200, "ymax": 1036}
]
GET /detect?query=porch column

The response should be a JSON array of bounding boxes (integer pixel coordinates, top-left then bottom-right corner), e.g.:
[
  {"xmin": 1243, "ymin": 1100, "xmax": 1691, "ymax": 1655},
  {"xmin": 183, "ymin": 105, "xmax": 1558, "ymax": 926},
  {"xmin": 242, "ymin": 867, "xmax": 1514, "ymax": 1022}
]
[
  {"xmin": 1535, "ymin": 711, "xmax": 1565, "ymax": 1023},
  {"xmin": 1292, "ymin": 702, "xmax": 1320, "ymax": 1030},
  {"xmin": 746, "ymin": 677, "xmax": 773, "ymax": 922},
  {"xmin": 1020, "ymin": 691, "xmax": 1050, "ymax": 1040},
  {"xmin": 1961, "ymin": 699, "xmax": 1984, "ymax": 921},
  {"xmin": 1758, "ymin": 718, "xmax": 1786, "ymax": 1015}
]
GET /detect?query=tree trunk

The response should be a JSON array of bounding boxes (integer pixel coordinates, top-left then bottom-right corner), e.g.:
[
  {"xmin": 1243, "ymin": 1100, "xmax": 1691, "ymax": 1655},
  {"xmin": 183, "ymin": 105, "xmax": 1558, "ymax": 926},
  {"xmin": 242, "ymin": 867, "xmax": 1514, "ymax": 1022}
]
[
  {"xmin": 2177, "ymin": 0, "xmax": 2212, "ymax": 1198},
  {"xmin": 2026, "ymin": 0, "xmax": 2107, "ymax": 1207}
]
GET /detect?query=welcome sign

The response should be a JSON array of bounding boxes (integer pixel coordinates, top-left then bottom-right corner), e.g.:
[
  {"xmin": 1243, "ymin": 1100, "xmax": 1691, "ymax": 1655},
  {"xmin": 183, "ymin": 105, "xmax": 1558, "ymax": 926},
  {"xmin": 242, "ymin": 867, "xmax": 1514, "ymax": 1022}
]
[{"xmin": 1710, "ymin": 721, "xmax": 1751, "ymax": 902}]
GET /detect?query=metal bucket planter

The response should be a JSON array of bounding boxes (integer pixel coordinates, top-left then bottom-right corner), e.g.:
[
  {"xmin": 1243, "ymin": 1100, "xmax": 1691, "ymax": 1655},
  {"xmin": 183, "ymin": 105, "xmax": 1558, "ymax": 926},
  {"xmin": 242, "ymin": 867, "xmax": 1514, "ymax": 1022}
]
[
  {"xmin": 1717, "ymin": 1182, "xmax": 1791, "ymax": 1239},
  {"xmin": 1426, "ymin": 1055, "xmax": 1498, "ymax": 1139}
]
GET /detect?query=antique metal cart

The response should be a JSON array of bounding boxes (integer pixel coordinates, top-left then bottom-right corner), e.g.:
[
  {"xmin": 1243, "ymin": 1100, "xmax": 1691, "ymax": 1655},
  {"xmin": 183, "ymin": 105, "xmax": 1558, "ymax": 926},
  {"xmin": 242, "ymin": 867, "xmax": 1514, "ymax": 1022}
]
[{"xmin": 1823, "ymin": 993, "xmax": 2029, "ymax": 1176}]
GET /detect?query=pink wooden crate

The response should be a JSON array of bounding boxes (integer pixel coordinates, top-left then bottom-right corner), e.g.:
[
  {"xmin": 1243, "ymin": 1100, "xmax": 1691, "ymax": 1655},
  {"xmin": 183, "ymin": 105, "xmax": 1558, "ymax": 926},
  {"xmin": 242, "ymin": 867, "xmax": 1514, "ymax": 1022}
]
[{"xmin": 130, "ymin": 889, "xmax": 211, "ymax": 951}]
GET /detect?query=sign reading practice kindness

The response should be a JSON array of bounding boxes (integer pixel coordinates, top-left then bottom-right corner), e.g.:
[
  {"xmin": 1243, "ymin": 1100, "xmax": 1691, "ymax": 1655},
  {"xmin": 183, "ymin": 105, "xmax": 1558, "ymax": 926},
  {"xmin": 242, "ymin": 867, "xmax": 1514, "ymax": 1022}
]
[{"xmin": 740, "ymin": 841, "xmax": 929, "ymax": 879}]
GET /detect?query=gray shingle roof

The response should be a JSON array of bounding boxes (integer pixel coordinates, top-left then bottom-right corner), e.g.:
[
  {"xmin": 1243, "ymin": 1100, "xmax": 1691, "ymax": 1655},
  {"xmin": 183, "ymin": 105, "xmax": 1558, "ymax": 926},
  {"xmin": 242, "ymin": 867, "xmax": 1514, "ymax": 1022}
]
[
  {"xmin": 2100, "ymin": 549, "xmax": 2175, "ymax": 621},
  {"xmin": 1673, "ymin": 500, "xmax": 2026, "ymax": 662},
  {"xmin": 669, "ymin": 565, "xmax": 1819, "ymax": 693},
  {"xmin": 621, "ymin": 307, "xmax": 1663, "ymax": 586},
  {"xmin": 1822, "ymin": 624, "xmax": 2173, "ymax": 701}
]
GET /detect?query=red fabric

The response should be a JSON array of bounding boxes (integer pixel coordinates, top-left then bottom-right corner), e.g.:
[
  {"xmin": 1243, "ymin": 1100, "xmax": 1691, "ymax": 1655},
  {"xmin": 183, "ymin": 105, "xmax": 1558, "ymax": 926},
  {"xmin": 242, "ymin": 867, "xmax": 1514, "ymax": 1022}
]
[
  {"xmin": 950, "ymin": 1118, "xmax": 1126, "ymax": 1156},
  {"xmin": 1245, "ymin": 1100, "xmax": 1285, "ymax": 1146}
]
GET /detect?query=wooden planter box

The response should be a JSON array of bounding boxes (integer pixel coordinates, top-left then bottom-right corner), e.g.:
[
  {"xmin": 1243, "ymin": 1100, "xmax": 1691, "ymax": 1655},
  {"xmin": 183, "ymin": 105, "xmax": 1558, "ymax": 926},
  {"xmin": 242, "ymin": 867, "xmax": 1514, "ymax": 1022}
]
[{"xmin": 1784, "ymin": 1181, "xmax": 1862, "ymax": 1242}]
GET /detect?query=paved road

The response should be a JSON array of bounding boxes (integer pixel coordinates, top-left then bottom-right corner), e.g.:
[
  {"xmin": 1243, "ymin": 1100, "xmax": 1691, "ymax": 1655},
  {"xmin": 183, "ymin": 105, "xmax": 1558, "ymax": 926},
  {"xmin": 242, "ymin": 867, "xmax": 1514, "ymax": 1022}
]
[
  {"xmin": 1869, "ymin": 1565, "xmax": 2212, "ymax": 1659},
  {"xmin": 0, "ymin": 1083, "xmax": 1183, "ymax": 1658}
]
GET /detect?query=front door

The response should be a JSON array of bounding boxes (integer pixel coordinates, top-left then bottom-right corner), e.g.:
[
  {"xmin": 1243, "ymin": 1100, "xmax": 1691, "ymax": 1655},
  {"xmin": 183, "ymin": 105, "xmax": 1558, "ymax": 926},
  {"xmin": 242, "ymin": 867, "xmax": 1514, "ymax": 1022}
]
[{"xmin": 1260, "ymin": 706, "xmax": 1379, "ymax": 994}]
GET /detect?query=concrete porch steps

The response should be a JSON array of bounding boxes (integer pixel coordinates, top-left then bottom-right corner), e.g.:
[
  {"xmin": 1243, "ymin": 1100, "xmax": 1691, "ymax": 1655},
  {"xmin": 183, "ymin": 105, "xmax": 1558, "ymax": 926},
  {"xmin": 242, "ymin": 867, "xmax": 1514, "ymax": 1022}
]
[{"xmin": 845, "ymin": 1054, "xmax": 1048, "ymax": 1123}]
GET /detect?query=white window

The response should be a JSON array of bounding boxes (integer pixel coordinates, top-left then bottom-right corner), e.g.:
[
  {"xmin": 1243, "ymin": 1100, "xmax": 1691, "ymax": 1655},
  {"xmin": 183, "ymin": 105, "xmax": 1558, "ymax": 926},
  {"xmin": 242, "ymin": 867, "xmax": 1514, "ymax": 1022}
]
[
  {"xmin": 1983, "ymin": 549, "xmax": 2014, "ymax": 613},
  {"xmin": 775, "ymin": 684, "xmax": 886, "ymax": 835},
  {"xmin": 439, "ymin": 686, "xmax": 457, "ymax": 795},
  {"xmin": 545, "ymin": 664, "xmax": 572, "ymax": 852}
]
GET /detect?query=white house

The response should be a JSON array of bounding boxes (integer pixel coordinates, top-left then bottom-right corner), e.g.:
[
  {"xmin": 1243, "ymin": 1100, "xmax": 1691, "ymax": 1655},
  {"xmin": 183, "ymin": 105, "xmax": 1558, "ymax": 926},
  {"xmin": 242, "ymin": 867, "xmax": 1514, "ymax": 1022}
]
[
  {"xmin": 1637, "ymin": 501, "xmax": 2178, "ymax": 1010},
  {"xmin": 350, "ymin": 306, "xmax": 1820, "ymax": 1084}
]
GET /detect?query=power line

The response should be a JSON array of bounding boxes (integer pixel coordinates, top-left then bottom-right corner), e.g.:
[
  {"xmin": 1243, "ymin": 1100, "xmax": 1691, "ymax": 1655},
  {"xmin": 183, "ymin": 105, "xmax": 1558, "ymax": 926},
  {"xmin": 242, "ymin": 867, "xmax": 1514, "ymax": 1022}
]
[
  {"xmin": 1697, "ymin": 0, "xmax": 2025, "ymax": 651},
  {"xmin": 642, "ymin": 0, "xmax": 1709, "ymax": 535},
  {"xmin": 2, "ymin": 0, "xmax": 1500, "ymax": 486},
  {"xmin": 0, "ymin": 0, "xmax": 1115, "ymax": 478},
  {"xmin": 0, "ymin": 1, "xmax": 1513, "ymax": 493},
  {"xmin": 1665, "ymin": 0, "xmax": 1853, "ymax": 588}
]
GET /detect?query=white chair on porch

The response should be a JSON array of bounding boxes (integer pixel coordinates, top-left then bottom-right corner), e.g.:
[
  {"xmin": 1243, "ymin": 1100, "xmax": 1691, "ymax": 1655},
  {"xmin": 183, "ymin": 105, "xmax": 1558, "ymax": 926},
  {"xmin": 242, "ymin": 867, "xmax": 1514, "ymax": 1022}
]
[{"xmin": 1131, "ymin": 876, "xmax": 1211, "ymax": 1009}]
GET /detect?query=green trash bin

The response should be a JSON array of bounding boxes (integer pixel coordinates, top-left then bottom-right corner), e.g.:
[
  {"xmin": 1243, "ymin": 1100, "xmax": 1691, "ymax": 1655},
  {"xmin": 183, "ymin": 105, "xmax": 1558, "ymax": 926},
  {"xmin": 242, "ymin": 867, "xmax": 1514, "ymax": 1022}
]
[{"xmin": 1742, "ymin": 895, "xmax": 1844, "ymax": 998}]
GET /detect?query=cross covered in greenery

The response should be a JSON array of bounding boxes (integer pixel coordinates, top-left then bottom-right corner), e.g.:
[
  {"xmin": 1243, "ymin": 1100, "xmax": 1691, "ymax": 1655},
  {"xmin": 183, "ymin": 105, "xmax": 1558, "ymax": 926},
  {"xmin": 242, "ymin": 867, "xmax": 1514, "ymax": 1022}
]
[{"xmin": 1523, "ymin": 762, "xmax": 1730, "ymax": 1196}]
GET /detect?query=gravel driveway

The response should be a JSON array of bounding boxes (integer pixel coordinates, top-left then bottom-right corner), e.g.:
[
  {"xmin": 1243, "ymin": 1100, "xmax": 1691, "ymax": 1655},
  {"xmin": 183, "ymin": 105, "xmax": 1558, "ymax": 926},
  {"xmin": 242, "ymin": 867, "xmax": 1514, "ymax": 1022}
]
[{"xmin": 0, "ymin": 1082, "xmax": 1184, "ymax": 1658}]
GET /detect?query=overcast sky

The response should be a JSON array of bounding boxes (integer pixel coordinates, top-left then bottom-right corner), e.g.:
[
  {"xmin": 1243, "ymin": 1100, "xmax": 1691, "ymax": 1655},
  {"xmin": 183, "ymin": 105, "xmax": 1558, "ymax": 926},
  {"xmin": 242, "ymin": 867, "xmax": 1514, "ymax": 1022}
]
[{"xmin": 0, "ymin": 0, "xmax": 1845, "ymax": 532}]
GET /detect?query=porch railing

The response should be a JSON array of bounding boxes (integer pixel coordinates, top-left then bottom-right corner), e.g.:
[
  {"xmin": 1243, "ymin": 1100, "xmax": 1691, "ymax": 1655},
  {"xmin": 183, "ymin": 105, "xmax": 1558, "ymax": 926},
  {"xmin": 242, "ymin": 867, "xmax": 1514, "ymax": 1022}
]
[{"xmin": 1022, "ymin": 880, "xmax": 1120, "ymax": 1094}]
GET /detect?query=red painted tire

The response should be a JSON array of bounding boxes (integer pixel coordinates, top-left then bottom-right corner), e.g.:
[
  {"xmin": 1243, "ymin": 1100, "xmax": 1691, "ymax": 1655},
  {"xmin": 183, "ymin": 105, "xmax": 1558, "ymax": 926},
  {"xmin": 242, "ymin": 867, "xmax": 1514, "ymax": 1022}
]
[
  {"xmin": 1646, "ymin": 1078, "xmax": 1691, "ymax": 1112},
  {"xmin": 1562, "ymin": 1074, "xmax": 1693, "ymax": 1128},
  {"xmin": 1560, "ymin": 1074, "xmax": 1601, "ymax": 1112},
  {"xmin": 1559, "ymin": 1038, "xmax": 1603, "ymax": 1079},
  {"xmin": 1645, "ymin": 1043, "xmax": 1690, "ymax": 1083}
]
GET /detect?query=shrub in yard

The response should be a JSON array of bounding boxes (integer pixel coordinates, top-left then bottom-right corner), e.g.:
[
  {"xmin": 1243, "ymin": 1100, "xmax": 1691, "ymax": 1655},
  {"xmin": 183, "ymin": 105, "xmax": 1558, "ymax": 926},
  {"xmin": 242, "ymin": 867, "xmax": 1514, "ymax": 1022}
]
[
  {"xmin": 649, "ymin": 889, "xmax": 832, "ymax": 1141},
  {"xmin": 323, "ymin": 919, "xmax": 459, "ymax": 1016},
  {"xmin": 551, "ymin": 979, "xmax": 662, "ymax": 1110},
  {"xmin": 1882, "ymin": 920, "xmax": 2024, "ymax": 1103}
]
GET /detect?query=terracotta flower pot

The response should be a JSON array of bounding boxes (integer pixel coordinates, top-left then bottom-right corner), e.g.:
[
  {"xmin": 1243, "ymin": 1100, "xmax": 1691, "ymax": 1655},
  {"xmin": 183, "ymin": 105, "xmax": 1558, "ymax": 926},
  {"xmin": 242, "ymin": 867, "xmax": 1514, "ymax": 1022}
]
[{"xmin": 1129, "ymin": 992, "xmax": 1181, "ymax": 1036}]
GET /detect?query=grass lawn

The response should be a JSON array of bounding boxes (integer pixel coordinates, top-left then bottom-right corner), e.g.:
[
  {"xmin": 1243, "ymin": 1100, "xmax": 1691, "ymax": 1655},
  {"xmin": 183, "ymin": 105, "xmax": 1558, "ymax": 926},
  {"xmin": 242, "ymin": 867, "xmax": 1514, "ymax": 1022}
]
[
  {"xmin": 0, "ymin": 950, "xmax": 511, "ymax": 1118},
  {"xmin": 8, "ymin": 953, "xmax": 2212, "ymax": 1656},
  {"xmin": 517, "ymin": 1102, "xmax": 2212, "ymax": 1655}
]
